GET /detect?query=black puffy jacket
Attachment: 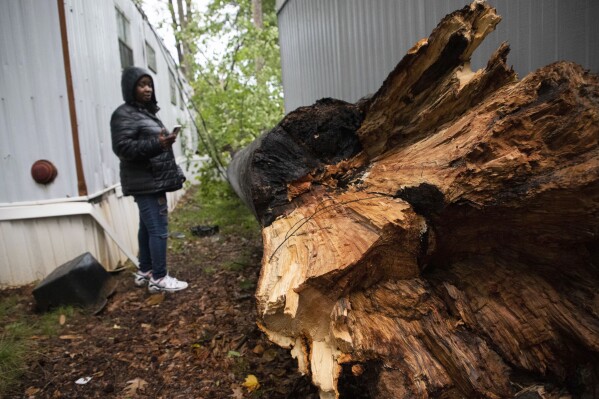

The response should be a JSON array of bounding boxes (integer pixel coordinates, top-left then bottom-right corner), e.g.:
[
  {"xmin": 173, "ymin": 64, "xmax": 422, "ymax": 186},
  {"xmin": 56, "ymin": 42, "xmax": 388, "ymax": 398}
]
[{"xmin": 110, "ymin": 67, "xmax": 185, "ymax": 196}]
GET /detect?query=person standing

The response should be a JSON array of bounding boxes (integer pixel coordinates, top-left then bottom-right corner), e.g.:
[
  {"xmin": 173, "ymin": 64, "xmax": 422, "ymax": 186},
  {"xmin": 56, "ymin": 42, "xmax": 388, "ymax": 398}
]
[{"xmin": 110, "ymin": 66, "xmax": 188, "ymax": 293}]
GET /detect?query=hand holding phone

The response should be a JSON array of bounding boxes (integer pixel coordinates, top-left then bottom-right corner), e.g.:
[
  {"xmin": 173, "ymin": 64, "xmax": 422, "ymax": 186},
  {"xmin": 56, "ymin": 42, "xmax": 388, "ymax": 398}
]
[{"xmin": 159, "ymin": 125, "xmax": 180, "ymax": 149}]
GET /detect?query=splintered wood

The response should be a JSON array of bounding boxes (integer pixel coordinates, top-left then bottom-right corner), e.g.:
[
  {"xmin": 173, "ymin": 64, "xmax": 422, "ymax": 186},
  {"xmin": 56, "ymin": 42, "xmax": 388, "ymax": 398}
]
[{"xmin": 227, "ymin": 1, "xmax": 599, "ymax": 398}]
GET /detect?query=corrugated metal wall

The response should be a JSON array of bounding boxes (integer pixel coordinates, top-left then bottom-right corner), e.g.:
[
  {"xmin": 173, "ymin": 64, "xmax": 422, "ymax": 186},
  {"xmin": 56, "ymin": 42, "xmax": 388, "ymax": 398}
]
[
  {"xmin": 277, "ymin": 0, "xmax": 599, "ymax": 113},
  {"xmin": 64, "ymin": 0, "xmax": 195, "ymax": 198},
  {"xmin": 0, "ymin": 192, "xmax": 139, "ymax": 286},
  {"xmin": 65, "ymin": 0, "xmax": 123, "ymax": 195},
  {"xmin": 0, "ymin": 0, "xmax": 80, "ymax": 202},
  {"xmin": 0, "ymin": 216, "xmax": 105, "ymax": 284},
  {"xmin": 0, "ymin": 0, "xmax": 199, "ymax": 285},
  {"xmin": 0, "ymin": 0, "xmax": 195, "ymax": 203}
]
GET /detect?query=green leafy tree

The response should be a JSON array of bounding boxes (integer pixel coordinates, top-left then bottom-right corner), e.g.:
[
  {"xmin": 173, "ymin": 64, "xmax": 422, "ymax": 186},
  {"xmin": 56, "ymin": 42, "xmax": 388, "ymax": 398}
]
[
  {"xmin": 151, "ymin": 0, "xmax": 283, "ymax": 188},
  {"xmin": 195, "ymin": 0, "xmax": 282, "ymax": 159}
]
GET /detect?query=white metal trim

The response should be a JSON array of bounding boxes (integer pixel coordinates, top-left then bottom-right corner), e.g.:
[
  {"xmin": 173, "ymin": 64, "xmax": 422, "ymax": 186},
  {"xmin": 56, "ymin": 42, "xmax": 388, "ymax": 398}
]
[
  {"xmin": 0, "ymin": 184, "xmax": 121, "ymax": 208},
  {"xmin": 0, "ymin": 201, "xmax": 139, "ymax": 267}
]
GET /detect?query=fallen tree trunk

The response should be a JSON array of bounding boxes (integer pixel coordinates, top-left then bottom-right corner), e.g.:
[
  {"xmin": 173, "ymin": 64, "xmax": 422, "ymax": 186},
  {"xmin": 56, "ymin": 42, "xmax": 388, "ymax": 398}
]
[{"xmin": 227, "ymin": 1, "xmax": 599, "ymax": 398}]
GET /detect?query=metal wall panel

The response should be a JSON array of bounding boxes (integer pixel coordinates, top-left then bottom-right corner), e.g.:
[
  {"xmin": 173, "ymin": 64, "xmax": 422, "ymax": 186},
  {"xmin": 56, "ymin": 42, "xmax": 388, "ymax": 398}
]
[
  {"xmin": 0, "ymin": 186, "xmax": 193, "ymax": 286},
  {"xmin": 0, "ymin": 0, "xmax": 197, "ymax": 284},
  {"xmin": 0, "ymin": 0, "xmax": 79, "ymax": 202},
  {"xmin": 277, "ymin": 0, "xmax": 599, "ymax": 113},
  {"xmin": 66, "ymin": 0, "xmax": 195, "ymax": 196},
  {"xmin": 0, "ymin": 0, "xmax": 196, "ymax": 203},
  {"xmin": 65, "ymin": 0, "xmax": 124, "ymax": 195},
  {"xmin": 0, "ymin": 190, "xmax": 138, "ymax": 286}
]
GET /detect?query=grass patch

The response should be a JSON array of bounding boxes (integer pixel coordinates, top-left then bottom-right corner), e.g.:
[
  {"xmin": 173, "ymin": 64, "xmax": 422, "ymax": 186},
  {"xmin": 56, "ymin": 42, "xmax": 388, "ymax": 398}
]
[
  {"xmin": 238, "ymin": 279, "xmax": 255, "ymax": 291},
  {"xmin": 169, "ymin": 180, "xmax": 260, "ymax": 253},
  {"xmin": 202, "ymin": 265, "xmax": 217, "ymax": 275},
  {"xmin": 37, "ymin": 306, "xmax": 74, "ymax": 337},
  {"xmin": 0, "ymin": 294, "xmax": 73, "ymax": 395},
  {"xmin": 0, "ymin": 297, "xmax": 19, "ymax": 320},
  {"xmin": 221, "ymin": 261, "xmax": 247, "ymax": 272},
  {"xmin": 0, "ymin": 325, "xmax": 29, "ymax": 394},
  {"xmin": 222, "ymin": 251, "xmax": 252, "ymax": 272}
]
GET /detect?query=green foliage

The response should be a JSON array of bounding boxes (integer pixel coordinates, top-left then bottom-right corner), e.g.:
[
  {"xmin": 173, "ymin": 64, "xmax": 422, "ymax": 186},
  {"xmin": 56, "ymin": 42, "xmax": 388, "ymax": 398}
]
[
  {"xmin": 169, "ymin": 181, "xmax": 260, "ymax": 254},
  {"xmin": 38, "ymin": 306, "xmax": 74, "ymax": 337},
  {"xmin": 0, "ymin": 297, "xmax": 18, "ymax": 320},
  {"xmin": 0, "ymin": 296, "xmax": 72, "ymax": 395},
  {"xmin": 145, "ymin": 0, "xmax": 284, "ymax": 206},
  {"xmin": 0, "ymin": 325, "xmax": 29, "ymax": 394},
  {"xmin": 238, "ymin": 278, "xmax": 255, "ymax": 291},
  {"xmin": 221, "ymin": 245, "xmax": 256, "ymax": 272},
  {"xmin": 193, "ymin": 181, "xmax": 259, "ymax": 236},
  {"xmin": 185, "ymin": 0, "xmax": 284, "ymax": 171}
]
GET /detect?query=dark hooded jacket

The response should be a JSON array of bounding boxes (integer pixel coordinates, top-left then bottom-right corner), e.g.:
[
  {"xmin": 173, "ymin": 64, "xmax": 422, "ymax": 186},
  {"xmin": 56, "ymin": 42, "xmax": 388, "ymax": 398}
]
[{"xmin": 110, "ymin": 67, "xmax": 185, "ymax": 196}]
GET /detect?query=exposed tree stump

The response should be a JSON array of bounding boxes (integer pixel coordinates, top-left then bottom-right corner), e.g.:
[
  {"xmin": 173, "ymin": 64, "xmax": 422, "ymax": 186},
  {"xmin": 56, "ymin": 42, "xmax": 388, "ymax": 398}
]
[{"xmin": 227, "ymin": 1, "xmax": 599, "ymax": 398}]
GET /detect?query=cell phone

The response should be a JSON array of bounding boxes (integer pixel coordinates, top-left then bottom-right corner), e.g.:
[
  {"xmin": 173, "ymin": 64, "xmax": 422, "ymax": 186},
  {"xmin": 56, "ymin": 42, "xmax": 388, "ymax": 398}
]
[{"xmin": 172, "ymin": 125, "xmax": 182, "ymax": 136}]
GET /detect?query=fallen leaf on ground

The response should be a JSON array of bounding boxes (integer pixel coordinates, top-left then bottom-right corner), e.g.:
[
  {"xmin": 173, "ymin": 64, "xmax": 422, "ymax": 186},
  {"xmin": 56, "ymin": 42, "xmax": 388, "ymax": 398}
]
[
  {"xmin": 59, "ymin": 314, "xmax": 66, "ymax": 325},
  {"xmin": 252, "ymin": 344, "xmax": 264, "ymax": 355},
  {"xmin": 262, "ymin": 348, "xmax": 278, "ymax": 362},
  {"xmin": 231, "ymin": 386, "xmax": 244, "ymax": 399},
  {"xmin": 29, "ymin": 335, "xmax": 49, "ymax": 340},
  {"xmin": 146, "ymin": 293, "xmax": 165, "ymax": 306},
  {"xmin": 242, "ymin": 374, "xmax": 260, "ymax": 392},
  {"xmin": 59, "ymin": 334, "xmax": 83, "ymax": 340},
  {"xmin": 273, "ymin": 368, "xmax": 287, "ymax": 377},
  {"xmin": 192, "ymin": 344, "xmax": 210, "ymax": 361},
  {"xmin": 124, "ymin": 378, "xmax": 148, "ymax": 396},
  {"xmin": 25, "ymin": 386, "xmax": 40, "ymax": 395}
]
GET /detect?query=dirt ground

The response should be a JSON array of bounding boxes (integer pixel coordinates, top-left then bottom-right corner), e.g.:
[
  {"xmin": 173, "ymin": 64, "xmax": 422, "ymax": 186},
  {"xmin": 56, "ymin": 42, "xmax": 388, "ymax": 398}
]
[{"xmin": 3, "ymin": 199, "xmax": 319, "ymax": 398}]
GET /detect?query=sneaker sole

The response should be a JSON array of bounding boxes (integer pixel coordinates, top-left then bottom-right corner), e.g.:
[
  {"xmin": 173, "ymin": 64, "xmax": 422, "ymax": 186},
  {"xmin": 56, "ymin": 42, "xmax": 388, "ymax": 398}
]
[
  {"xmin": 133, "ymin": 272, "xmax": 151, "ymax": 287},
  {"xmin": 148, "ymin": 285, "xmax": 188, "ymax": 293}
]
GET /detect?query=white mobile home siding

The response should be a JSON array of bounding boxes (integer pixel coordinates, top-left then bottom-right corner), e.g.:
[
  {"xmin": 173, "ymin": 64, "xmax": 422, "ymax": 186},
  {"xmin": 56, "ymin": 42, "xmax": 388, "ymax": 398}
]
[
  {"xmin": 65, "ymin": 0, "xmax": 123, "ymax": 195},
  {"xmin": 0, "ymin": 0, "xmax": 197, "ymax": 286},
  {"xmin": 0, "ymin": 197, "xmax": 139, "ymax": 285},
  {"xmin": 64, "ymin": 0, "xmax": 193, "ymax": 197},
  {"xmin": 276, "ymin": 0, "xmax": 599, "ymax": 113},
  {"xmin": 0, "ymin": 0, "xmax": 79, "ymax": 202}
]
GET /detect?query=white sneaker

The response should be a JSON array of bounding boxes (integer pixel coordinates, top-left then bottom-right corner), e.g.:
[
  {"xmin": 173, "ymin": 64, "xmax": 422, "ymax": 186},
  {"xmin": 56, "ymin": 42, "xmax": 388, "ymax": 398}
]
[
  {"xmin": 133, "ymin": 270, "xmax": 152, "ymax": 287},
  {"xmin": 148, "ymin": 275, "xmax": 188, "ymax": 293}
]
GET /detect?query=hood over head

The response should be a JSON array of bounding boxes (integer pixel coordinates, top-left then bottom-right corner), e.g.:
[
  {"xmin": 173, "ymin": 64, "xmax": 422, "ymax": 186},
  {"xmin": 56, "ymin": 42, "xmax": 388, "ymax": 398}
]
[{"xmin": 121, "ymin": 66, "xmax": 159, "ymax": 113}]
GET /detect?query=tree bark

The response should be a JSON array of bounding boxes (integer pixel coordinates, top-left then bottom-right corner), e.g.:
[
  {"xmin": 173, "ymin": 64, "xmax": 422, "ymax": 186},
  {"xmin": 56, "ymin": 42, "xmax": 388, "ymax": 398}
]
[
  {"xmin": 167, "ymin": 0, "xmax": 183, "ymax": 69},
  {"xmin": 227, "ymin": 1, "xmax": 599, "ymax": 398},
  {"xmin": 168, "ymin": 0, "xmax": 192, "ymax": 80},
  {"xmin": 252, "ymin": 0, "xmax": 265, "ymax": 73},
  {"xmin": 252, "ymin": 0, "xmax": 263, "ymax": 29}
]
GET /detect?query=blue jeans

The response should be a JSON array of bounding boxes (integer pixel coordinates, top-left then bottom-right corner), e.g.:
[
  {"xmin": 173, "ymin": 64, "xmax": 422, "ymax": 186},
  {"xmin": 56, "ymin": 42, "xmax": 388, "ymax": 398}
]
[{"xmin": 134, "ymin": 193, "xmax": 169, "ymax": 279}]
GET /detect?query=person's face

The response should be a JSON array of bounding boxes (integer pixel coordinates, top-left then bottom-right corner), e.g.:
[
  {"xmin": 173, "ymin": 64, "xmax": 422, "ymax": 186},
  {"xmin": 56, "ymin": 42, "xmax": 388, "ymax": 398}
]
[{"xmin": 135, "ymin": 76, "xmax": 153, "ymax": 103}]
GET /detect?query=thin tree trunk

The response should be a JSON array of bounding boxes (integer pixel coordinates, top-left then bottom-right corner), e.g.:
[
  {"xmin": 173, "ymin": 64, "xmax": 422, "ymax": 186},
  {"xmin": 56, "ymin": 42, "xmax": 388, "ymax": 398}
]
[
  {"xmin": 252, "ymin": 0, "xmax": 263, "ymax": 29},
  {"xmin": 252, "ymin": 0, "xmax": 264, "ymax": 73},
  {"xmin": 167, "ymin": 0, "xmax": 184, "ymax": 72},
  {"xmin": 176, "ymin": 0, "xmax": 191, "ymax": 78}
]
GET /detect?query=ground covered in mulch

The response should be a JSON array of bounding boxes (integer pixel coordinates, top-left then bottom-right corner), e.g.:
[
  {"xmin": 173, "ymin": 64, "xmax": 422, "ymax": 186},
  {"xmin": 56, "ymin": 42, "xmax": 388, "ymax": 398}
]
[{"xmin": 3, "ymin": 190, "xmax": 319, "ymax": 399}]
